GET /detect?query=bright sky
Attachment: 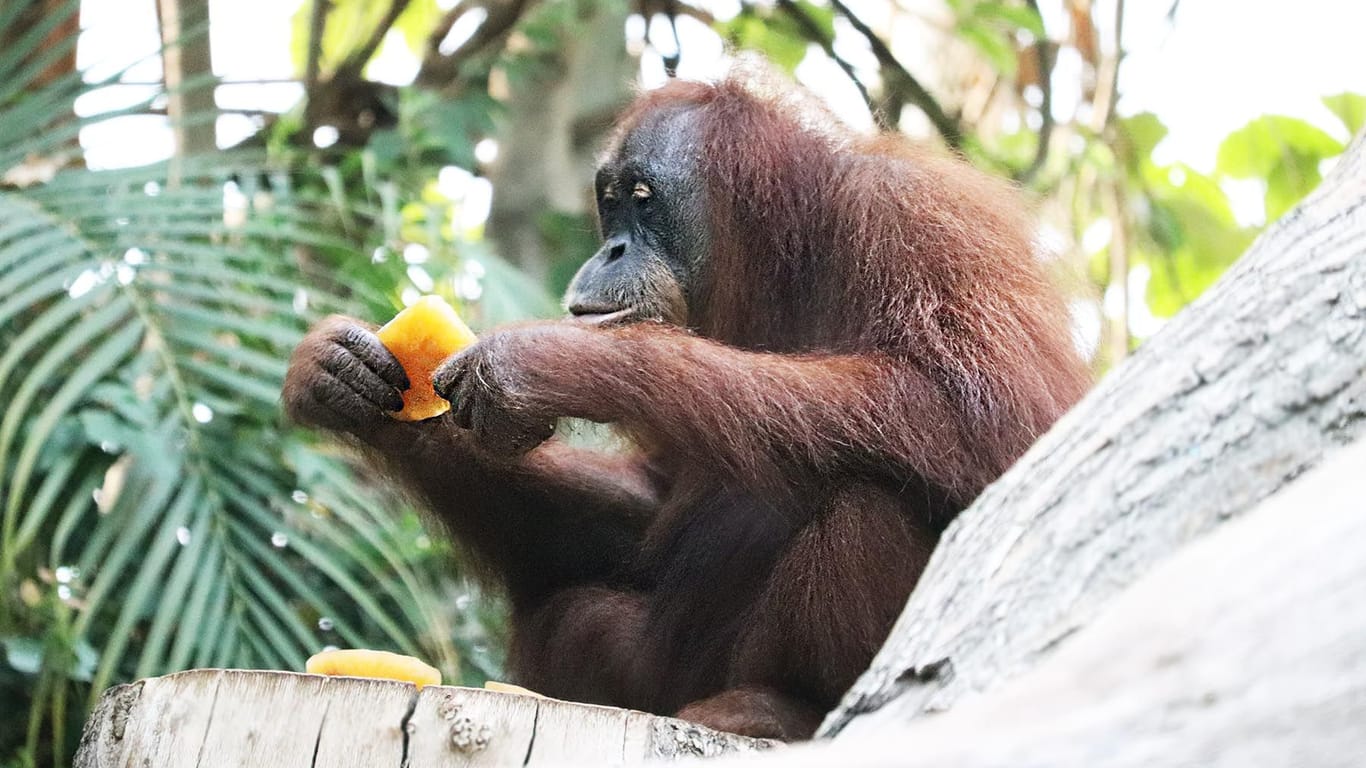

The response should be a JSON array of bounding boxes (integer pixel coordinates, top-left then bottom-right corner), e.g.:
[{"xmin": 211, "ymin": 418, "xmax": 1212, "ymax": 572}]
[
  {"xmin": 75, "ymin": 0, "xmax": 1364, "ymax": 177},
  {"xmin": 1119, "ymin": 0, "xmax": 1364, "ymax": 169}
]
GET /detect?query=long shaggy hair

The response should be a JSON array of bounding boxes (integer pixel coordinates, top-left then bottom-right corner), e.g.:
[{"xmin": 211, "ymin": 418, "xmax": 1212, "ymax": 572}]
[{"xmin": 605, "ymin": 70, "xmax": 1090, "ymax": 506}]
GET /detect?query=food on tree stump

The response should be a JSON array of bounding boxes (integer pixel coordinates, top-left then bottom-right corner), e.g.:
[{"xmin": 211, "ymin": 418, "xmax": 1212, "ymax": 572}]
[
  {"xmin": 305, "ymin": 648, "xmax": 442, "ymax": 690},
  {"xmin": 483, "ymin": 680, "xmax": 545, "ymax": 698},
  {"xmin": 375, "ymin": 296, "xmax": 478, "ymax": 421}
]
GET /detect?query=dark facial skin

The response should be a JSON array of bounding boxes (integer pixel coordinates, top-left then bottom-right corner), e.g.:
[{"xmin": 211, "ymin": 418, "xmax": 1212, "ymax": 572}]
[{"xmin": 564, "ymin": 107, "xmax": 708, "ymax": 327}]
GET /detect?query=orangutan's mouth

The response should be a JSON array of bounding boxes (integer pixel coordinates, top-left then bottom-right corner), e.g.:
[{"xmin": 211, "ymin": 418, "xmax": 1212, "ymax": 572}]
[{"xmin": 568, "ymin": 305, "xmax": 639, "ymax": 326}]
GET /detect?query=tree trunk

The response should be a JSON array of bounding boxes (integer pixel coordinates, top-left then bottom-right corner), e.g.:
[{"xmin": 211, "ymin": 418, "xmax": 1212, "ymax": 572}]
[
  {"xmin": 820, "ymin": 129, "xmax": 1366, "ymax": 737},
  {"xmin": 484, "ymin": 3, "xmax": 636, "ymax": 286},
  {"xmin": 74, "ymin": 670, "xmax": 772, "ymax": 766},
  {"xmin": 702, "ymin": 435, "xmax": 1366, "ymax": 766},
  {"xmin": 2, "ymin": 0, "xmax": 79, "ymax": 92},
  {"xmin": 157, "ymin": 0, "xmax": 217, "ymax": 162}
]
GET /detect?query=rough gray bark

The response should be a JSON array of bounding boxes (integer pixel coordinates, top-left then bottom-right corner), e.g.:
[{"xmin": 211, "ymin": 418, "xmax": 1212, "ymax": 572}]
[
  {"xmin": 74, "ymin": 670, "xmax": 773, "ymax": 767},
  {"xmin": 693, "ymin": 435, "xmax": 1366, "ymax": 767},
  {"xmin": 820, "ymin": 130, "xmax": 1366, "ymax": 737}
]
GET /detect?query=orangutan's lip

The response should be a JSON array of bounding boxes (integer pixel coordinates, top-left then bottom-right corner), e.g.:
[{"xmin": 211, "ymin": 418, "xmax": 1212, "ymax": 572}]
[{"xmin": 568, "ymin": 306, "xmax": 638, "ymax": 326}]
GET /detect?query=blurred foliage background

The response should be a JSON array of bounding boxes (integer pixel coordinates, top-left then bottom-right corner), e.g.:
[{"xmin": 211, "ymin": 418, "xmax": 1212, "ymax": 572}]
[{"xmin": 0, "ymin": 0, "xmax": 1358, "ymax": 764}]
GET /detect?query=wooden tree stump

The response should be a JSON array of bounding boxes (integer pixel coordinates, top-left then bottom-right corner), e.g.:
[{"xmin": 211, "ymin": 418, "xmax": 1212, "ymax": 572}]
[{"xmin": 74, "ymin": 670, "xmax": 774, "ymax": 767}]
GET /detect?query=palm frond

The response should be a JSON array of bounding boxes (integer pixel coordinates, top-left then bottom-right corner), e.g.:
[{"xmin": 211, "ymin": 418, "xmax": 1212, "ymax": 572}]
[
  {"xmin": 1, "ymin": 154, "xmax": 471, "ymax": 684},
  {"xmin": 0, "ymin": 5, "xmax": 498, "ymax": 761}
]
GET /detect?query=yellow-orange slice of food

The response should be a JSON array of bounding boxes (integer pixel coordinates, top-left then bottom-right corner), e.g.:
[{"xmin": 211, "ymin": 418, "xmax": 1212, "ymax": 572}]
[
  {"xmin": 305, "ymin": 648, "xmax": 442, "ymax": 690},
  {"xmin": 375, "ymin": 295, "xmax": 478, "ymax": 421},
  {"xmin": 483, "ymin": 680, "xmax": 545, "ymax": 698}
]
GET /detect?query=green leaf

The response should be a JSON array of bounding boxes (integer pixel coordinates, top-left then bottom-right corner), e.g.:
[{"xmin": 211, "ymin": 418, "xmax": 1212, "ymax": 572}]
[
  {"xmin": 1136, "ymin": 163, "xmax": 1255, "ymax": 316},
  {"xmin": 719, "ymin": 13, "xmax": 810, "ymax": 73},
  {"xmin": 289, "ymin": 0, "xmax": 402, "ymax": 77},
  {"xmin": 1116, "ymin": 112, "xmax": 1169, "ymax": 171},
  {"xmin": 390, "ymin": 0, "xmax": 443, "ymax": 59},
  {"xmin": 1, "ymin": 8, "xmax": 513, "ymax": 763},
  {"xmin": 1322, "ymin": 92, "xmax": 1366, "ymax": 137},
  {"xmin": 1216, "ymin": 115, "xmax": 1343, "ymax": 179},
  {"xmin": 1264, "ymin": 158, "xmax": 1321, "ymax": 221},
  {"xmin": 1, "ymin": 637, "xmax": 44, "ymax": 676},
  {"xmin": 465, "ymin": 250, "xmax": 562, "ymax": 328},
  {"xmin": 1216, "ymin": 114, "xmax": 1345, "ymax": 222},
  {"xmin": 969, "ymin": 2, "xmax": 1045, "ymax": 38},
  {"xmin": 790, "ymin": 0, "xmax": 835, "ymax": 40},
  {"xmin": 956, "ymin": 21, "xmax": 1018, "ymax": 77}
]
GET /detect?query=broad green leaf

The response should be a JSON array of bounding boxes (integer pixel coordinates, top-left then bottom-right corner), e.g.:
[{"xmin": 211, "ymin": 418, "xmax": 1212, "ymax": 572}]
[
  {"xmin": 289, "ymin": 0, "xmax": 391, "ymax": 76},
  {"xmin": 719, "ymin": 13, "xmax": 810, "ymax": 73},
  {"xmin": 1116, "ymin": 112, "xmax": 1169, "ymax": 172},
  {"xmin": 0, "ymin": 4, "xmax": 542, "ymax": 763},
  {"xmin": 1323, "ymin": 92, "xmax": 1366, "ymax": 137},
  {"xmin": 1137, "ymin": 164, "xmax": 1255, "ymax": 316},
  {"xmin": 391, "ymin": 0, "xmax": 443, "ymax": 59},
  {"xmin": 1216, "ymin": 114, "xmax": 1343, "ymax": 179},
  {"xmin": 1216, "ymin": 114, "xmax": 1345, "ymax": 222},
  {"xmin": 1264, "ymin": 158, "xmax": 1322, "ymax": 222}
]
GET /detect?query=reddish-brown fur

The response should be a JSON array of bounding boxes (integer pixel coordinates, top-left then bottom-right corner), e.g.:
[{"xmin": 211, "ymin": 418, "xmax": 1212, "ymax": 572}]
[{"xmin": 284, "ymin": 71, "xmax": 1090, "ymax": 741}]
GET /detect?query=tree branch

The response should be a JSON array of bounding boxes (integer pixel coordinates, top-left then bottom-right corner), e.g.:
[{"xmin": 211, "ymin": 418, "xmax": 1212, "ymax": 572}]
[
  {"xmin": 1089, "ymin": 0, "xmax": 1126, "ymax": 134},
  {"xmin": 304, "ymin": 0, "xmax": 330, "ymax": 93},
  {"xmin": 827, "ymin": 0, "xmax": 962, "ymax": 147},
  {"xmin": 1103, "ymin": 178, "xmax": 1130, "ymax": 363},
  {"xmin": 423, "ymin": 3, "xmax": 468, "ymax": 57},
  {"xmin": 416, "ymin": 0, "xmax": 537, "ymax": 89},
  {"xmin": 1017, "ymin": 0, "xmax": 1054, "ymax": 183},
  {"xmin": 337, "ymin": 0, "xmax": 413, "ymax": 79},
  {"xmin": 637, "ymin": 0, "xmax": 716, "ymax": 25},
  {"xmin": 775, "ymin": 0, "xmax": 878, "ymax": 127},
  {"xmin": 156, "ymin": 0, "xmax": 217, "ymax": 167},
  {"xmin": 661, "ymin": 0, "xmax": 682, "ymax": 77}
]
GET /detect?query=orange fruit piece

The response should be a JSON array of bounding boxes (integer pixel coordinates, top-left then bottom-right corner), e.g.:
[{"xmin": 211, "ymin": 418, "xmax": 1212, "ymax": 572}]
[
  {"xmin": 305, "ymin": 648, "xmax": 442, "ymax": 690},
  {"xmin": 375, "ymin": 296, "xmax": 478, "ymax": 421},
  {"xmin": 483, "ymin": 680, "xmax": 545, "ymax": 698}
]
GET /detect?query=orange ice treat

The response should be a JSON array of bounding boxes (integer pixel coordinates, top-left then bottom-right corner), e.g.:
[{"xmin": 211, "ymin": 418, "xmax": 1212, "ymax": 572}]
[
  {"xmin": 483, "ymin": 681, "xmax": 545, "ymax": 698},
  {"xmin": 305, "ymin": 648, "xmax": 442, "ymax": 690},
  {"xmin": 376, "ymin": 296, "xmax": 478, "ymax": 421}
]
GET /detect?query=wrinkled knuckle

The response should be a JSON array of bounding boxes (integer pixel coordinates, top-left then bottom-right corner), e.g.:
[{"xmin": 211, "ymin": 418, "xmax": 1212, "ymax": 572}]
[
  {"xmin": 334, "ymin": 351, "xmax": 363, "ymax": 378},
  {"xmin": 315, "ymin": 345, "xmax": 347, "ymax": 376},
  {"xmin": 339, "ymin": 323, "xmax": 369, "ymax": 348}
]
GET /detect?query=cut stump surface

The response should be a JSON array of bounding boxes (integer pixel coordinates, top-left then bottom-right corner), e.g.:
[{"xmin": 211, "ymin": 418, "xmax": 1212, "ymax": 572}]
[{"xmin": 74, "ymin": 669, "xmax": 774, "ymax": 767}]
